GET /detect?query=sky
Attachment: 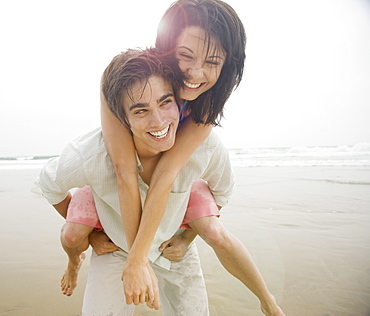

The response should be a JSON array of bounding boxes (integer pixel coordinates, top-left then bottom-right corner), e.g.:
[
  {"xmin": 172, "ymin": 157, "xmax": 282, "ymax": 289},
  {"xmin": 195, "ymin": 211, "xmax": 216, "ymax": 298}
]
[{"xmin": 1, "ymin": 0, "xmax": 370, "ymax": 157}]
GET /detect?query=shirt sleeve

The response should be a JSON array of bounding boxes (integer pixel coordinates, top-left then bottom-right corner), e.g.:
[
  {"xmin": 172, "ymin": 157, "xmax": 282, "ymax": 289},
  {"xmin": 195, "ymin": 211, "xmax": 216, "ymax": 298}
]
[
  {"xmin": 202, "ymin": 134, "xmax": 234, "ymax": 207},
  {"xmin": 36, "ymin": 138, "xmax": 89, "ymax": 205}
]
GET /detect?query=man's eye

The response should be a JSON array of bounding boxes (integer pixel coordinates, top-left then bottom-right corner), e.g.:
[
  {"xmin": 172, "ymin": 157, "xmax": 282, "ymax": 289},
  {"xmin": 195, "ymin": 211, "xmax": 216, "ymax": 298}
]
[
  {"xmin": 162, "ymin": 99, "xmax": 173, "ymax": 106},
  {"xmin": 134, "ymin": 109, "xmax": 146, "ymax": 115}
]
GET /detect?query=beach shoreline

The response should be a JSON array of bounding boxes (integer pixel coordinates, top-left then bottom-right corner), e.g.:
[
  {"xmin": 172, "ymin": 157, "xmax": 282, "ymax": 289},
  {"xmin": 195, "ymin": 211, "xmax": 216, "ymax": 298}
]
[{"xmin": 0, "ymin": 166, "xmax": 369, "ymax": 315}]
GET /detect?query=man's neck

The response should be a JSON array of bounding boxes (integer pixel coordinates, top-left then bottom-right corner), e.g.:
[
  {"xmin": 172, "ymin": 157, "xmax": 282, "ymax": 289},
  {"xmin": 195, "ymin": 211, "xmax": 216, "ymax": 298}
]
[
  {"xmin": 138, "ymin": 152, "xmax": 163, "ymax": 186},
  {"xmin": 133, "ymin": 137, "xmax": 164, "ymax": 185}
]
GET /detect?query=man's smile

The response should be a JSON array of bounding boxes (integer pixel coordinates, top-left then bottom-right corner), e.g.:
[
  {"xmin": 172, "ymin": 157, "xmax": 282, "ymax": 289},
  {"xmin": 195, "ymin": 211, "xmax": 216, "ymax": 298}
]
[{"xmin": 148, "ymin": 125, "xmax": 170, "ymax": 139}]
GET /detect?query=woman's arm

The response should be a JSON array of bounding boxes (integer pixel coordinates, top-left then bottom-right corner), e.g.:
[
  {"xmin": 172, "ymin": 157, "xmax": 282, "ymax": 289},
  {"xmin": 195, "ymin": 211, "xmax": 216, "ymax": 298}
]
[
  {"xmin": 100, "ymin": 91, "xmax": 142, "ymax": 249},
  {"xmin": 127, "ymin": 117, "xmax": 213, "ymax": 260},
  {"xmin": 121, "ymin": 117, "xmax": 212, "ymax": 308}
]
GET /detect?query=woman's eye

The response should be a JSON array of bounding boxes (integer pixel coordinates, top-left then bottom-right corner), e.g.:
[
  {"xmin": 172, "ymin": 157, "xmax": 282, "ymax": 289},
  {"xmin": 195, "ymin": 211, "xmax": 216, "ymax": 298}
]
[{"xmin": 179, "ymin": 53, "xmax": 192, "ymax": 60}]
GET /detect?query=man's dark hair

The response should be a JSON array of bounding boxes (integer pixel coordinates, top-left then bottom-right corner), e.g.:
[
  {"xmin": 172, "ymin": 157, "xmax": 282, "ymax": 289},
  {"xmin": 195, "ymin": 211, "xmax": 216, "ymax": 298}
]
[{"xmin": 101, "ymin": 48, "xmax": 182, "ymax": 127}]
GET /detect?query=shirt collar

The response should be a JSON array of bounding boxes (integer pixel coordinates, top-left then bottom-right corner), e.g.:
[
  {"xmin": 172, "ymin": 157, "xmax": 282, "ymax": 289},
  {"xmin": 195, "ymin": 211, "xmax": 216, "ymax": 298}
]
[{"xmin": 135, "ymin": 151, "xmax": 143, "ymax": 173}]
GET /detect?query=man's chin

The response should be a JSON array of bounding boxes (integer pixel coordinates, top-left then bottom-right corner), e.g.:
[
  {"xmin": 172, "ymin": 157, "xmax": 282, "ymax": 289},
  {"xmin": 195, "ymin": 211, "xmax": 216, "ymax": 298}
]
[{"xmin": 157, "ymin": 139, "xmax": 175, "ymax": 153}]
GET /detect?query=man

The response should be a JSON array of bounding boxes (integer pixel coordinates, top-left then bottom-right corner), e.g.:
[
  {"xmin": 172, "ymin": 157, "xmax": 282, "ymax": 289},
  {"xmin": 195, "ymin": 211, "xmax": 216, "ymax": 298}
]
[{"xmin": 37, "ymin": 48, "xmax": 233, "ymax": 315}]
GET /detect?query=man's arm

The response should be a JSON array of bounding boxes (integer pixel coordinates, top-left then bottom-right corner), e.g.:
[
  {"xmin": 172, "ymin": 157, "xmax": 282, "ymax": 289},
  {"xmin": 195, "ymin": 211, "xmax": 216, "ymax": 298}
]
[
  {"xmin": 159, "ymin": 206, "xmax": 222, "ymax": 261},
  {"xmin": 159, "ymin": 229, "xmax": 197, "ymax": 261},
  {"xmin": 201, "ymin": 134, "xmax": 234, "ymax": 208},
  {"xmin": 37, "ymin": 139, "xmax": 89, "ymax": 212},
  {"xmin": 52, "ymin": 192, "xmax": 72, "ymax": 219}
]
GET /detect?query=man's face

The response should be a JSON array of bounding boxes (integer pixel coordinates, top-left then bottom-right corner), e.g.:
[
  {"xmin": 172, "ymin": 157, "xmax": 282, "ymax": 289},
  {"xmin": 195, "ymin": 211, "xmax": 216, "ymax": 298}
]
[{"xmin": 123, "ymin": 76, "xmax": 179, "ymax": 157}]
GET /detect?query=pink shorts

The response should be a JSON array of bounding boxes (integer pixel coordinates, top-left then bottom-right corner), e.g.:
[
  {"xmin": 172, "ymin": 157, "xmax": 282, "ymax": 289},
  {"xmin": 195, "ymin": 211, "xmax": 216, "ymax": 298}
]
[
  {"xmin": 180, "ymin": 179, "xmax": 220, "ymax": 229},
  {"xmin": 66, "ymin": 186, "xmax": 103, "ymax": 231},
  {"xmin": 67, "ymin": 180, "xmax": 220, "ymax": 231}
]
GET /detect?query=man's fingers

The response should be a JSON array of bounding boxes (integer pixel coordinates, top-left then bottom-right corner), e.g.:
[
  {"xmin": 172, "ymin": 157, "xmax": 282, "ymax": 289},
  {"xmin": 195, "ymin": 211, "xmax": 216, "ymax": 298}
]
[{"xmin": 159, "ymin": 240, "xmax": 171, "ymax": 252}]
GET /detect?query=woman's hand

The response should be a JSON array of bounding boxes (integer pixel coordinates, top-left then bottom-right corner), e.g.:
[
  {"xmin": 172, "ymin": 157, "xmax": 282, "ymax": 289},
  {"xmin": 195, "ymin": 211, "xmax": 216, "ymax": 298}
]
[{"xmin": 122, "ymin": 258, "xmax": 160, "ymax": 310}]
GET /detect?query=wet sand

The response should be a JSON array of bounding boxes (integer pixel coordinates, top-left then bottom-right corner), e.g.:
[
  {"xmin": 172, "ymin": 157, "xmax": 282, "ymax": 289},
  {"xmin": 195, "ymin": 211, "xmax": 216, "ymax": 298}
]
[{"xmin": 0, "ymin": 166, "xmax": 369, "ymax": 315}]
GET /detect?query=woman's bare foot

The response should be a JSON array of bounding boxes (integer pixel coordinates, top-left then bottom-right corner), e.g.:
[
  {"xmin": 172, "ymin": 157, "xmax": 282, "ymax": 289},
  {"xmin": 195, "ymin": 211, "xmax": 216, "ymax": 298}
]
[
  {"xmin": 60, "ymin": 252, "xmax": 86, "ymax": 296},
  {"xmin": 261, "ymin": 295, "xmax": 286, "ymax": 316}
]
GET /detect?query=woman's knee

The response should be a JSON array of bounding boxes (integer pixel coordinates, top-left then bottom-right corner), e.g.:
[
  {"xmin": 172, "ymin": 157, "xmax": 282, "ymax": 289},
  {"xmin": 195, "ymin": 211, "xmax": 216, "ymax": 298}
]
[
  {"xmin": 61, "ymin": 222, "xmax": 91, "ymax": 248},
  {"xmin": 191, "ymin": 217, "xmax": 229, "ymax": 248}
]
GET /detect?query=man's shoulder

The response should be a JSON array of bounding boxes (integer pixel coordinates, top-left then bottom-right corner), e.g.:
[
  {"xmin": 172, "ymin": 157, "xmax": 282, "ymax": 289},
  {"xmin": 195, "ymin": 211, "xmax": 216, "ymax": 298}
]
[
  {"xmin": 68, "ymin": 127, "xmax": 107, "ymax": 162},
  {"xmin": 198, "ymin": 129, "xmax": 224, "ymax": 150},
  {"xmin": 190, "ymin": 130, "xmax": 228, "ymax": 162}
]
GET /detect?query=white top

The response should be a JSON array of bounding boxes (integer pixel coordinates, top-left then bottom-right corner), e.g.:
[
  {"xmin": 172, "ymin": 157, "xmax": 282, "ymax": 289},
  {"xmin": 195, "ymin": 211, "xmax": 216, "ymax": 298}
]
[{"xmin": 37, "ymin": 128, "xmax": 234, "ymax": 269}]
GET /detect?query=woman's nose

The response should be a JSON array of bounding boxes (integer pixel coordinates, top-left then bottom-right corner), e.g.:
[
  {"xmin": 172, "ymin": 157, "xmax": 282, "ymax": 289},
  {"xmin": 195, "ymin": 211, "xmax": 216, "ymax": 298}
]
[{"xmin": 187, "ymin": 62, "xmax": 204, "ymax": 80}]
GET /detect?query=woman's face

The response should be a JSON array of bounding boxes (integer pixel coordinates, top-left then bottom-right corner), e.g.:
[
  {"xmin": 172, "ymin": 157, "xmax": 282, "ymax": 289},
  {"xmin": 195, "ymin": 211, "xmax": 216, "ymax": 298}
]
[{"xmin": 175, "ymin": 26, "xmax": 226, "ymax": 102}]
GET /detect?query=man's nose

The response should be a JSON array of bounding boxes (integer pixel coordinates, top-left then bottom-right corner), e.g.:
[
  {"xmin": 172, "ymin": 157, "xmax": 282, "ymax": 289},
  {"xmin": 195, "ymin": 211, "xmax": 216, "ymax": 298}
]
[{"xmin": 149, "ymin": 109, "xmax": 165, "ymax": 127}]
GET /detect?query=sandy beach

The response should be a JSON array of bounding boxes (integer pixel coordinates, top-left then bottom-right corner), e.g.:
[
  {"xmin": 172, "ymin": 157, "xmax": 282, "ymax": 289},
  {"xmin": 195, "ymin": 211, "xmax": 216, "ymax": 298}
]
[{"xmin": 0, "ymin": 166, "xmax": 369, "ymax": 315}]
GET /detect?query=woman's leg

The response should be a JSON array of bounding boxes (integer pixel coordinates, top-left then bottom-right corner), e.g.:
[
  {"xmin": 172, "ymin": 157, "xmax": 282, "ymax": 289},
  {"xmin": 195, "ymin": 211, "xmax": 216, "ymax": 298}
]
[
  {"xmin": 189, "ymin": 217, "xmax": 284, "ymax": 315},
  {"xmin": 60, "ymin": 222, "xmax": 93, "ymax": 296},
  {"xmin": 186, "ymin": 181, "xmax": 284, "ymax": 315},
  {"xmin": 60, "ymin": 185, "xmax": 100, "ymax": 296}
]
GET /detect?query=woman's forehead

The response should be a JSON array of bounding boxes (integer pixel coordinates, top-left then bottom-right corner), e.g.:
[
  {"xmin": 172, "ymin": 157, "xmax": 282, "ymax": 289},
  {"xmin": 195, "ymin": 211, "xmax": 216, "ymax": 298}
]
[{"xmin": 176, "ymin": 26, "xmax": 226, "ymax": 57}]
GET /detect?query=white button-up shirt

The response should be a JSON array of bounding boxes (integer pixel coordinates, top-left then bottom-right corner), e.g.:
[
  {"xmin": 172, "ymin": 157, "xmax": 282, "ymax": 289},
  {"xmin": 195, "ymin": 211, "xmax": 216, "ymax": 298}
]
[{"xmin": 37, "ymin": 128, "xmax": 234, "ymax": 269}]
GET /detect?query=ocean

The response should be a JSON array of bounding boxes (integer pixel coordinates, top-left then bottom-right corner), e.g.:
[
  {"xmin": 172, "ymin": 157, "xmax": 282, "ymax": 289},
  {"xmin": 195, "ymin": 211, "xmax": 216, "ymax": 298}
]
[
  {"xmin": 1, "ymin": 143, "xmax": 370, "ymax": 170},
  {"xmin": 229, "ymin": 143, "xmax": 370, "ymax": 167}
]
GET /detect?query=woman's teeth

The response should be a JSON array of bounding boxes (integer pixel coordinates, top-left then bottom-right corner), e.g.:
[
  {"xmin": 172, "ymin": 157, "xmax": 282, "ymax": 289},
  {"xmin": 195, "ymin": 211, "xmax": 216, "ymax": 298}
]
[
  {"xmin": 149, "ymin": 126, "xmax": 169, "ymax": 139},
  {"xmin": 183, "ymin": 80, "xmax": 201, "ymax": 89}
]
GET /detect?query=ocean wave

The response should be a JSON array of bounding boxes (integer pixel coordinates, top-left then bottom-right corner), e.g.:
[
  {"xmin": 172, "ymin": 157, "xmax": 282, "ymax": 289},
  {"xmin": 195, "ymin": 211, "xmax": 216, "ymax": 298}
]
[
  {"xmin": 0, "ymin": 157, "xmax": 54, "ymax": 170},
  {"xmin": 325, "ymin": 179, "xmax": 370, "ymax": 185},
  {"xmin": 0, "ymin": 155, "xmax": 57, "ymax": 161},
  {"xmin": 231, "ymin": 143, "xmax": 370, "ymax": 158},
  {"xmin": 228, "ymin": 143, "xmax": 370, "ymax": 167}
]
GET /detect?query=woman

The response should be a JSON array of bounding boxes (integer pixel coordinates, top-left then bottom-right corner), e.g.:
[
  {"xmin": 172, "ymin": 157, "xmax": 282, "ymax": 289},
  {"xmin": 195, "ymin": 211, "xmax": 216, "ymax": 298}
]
[{"xmin": 60, "ymin": 1, "xmax": 284, "ymax": 315}]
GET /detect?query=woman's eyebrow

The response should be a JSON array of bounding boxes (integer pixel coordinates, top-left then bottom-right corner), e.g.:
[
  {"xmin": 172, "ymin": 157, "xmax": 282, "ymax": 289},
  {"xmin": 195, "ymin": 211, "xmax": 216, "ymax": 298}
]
[
  {"xmin": 207, "ymin": 55, "xmax": 224, "ymax": 60},
  {"xmin": 178, "ymin": 46, "xmax": 225, "ymax": 60},
  {"xmin": 177, "ymin": 46, "xmax": 194, "ymax": 53}
]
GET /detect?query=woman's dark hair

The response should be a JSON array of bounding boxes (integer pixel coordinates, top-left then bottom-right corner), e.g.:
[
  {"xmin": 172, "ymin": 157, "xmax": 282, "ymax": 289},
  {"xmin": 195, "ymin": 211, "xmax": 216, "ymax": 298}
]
[
  {"xmin": 101, "ymin": 48, "xmax": 182, "ymax": 127},
  {"xmin": 156, "ymin": 0, "xmax": 246, "ymax": 125}
]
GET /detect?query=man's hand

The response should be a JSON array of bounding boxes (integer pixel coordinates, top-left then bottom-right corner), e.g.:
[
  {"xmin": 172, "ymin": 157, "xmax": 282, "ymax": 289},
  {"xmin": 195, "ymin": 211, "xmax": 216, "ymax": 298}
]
[
  {"xmin": 159, "ymin": 235, "xmax": 190, "ymax": 261},
  {"xmin": 89, "ymin": 230, "xmax": 118, "ymax": 255},
  {"xmin": 122, "ymin": 258, "xmax": 160, "ymax": 310}
]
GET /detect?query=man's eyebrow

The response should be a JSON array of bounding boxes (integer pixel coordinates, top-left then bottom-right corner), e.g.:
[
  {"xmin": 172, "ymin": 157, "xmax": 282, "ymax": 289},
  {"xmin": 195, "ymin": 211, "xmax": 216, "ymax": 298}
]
[
  {"xmin": 158, "ymin": 93, "xmax": 174, "ymax": 104},
  {"xmin": 128, "ymin": 93, "xmax": 174, "ymax": 112},
  {"xmin": 128, "ymin": 102, "xmax": 148, "ymax": 112}
]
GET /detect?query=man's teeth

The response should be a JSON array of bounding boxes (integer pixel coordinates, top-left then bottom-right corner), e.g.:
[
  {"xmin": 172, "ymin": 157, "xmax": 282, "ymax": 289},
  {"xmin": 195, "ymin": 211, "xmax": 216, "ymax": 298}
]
[
  {"xmin": 183, "ymin": 80, "xmax": 201, "ymax": 89},
  {"xmin": 149, "ymin": 126, "xmax": 169, "ymax": 139}
]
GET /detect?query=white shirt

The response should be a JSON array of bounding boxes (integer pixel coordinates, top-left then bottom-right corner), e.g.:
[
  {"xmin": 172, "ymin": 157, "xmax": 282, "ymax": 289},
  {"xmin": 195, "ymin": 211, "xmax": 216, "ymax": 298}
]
[{"xmin": 37, "ymin": 128, "xmax": 234, "ymax": 269}]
